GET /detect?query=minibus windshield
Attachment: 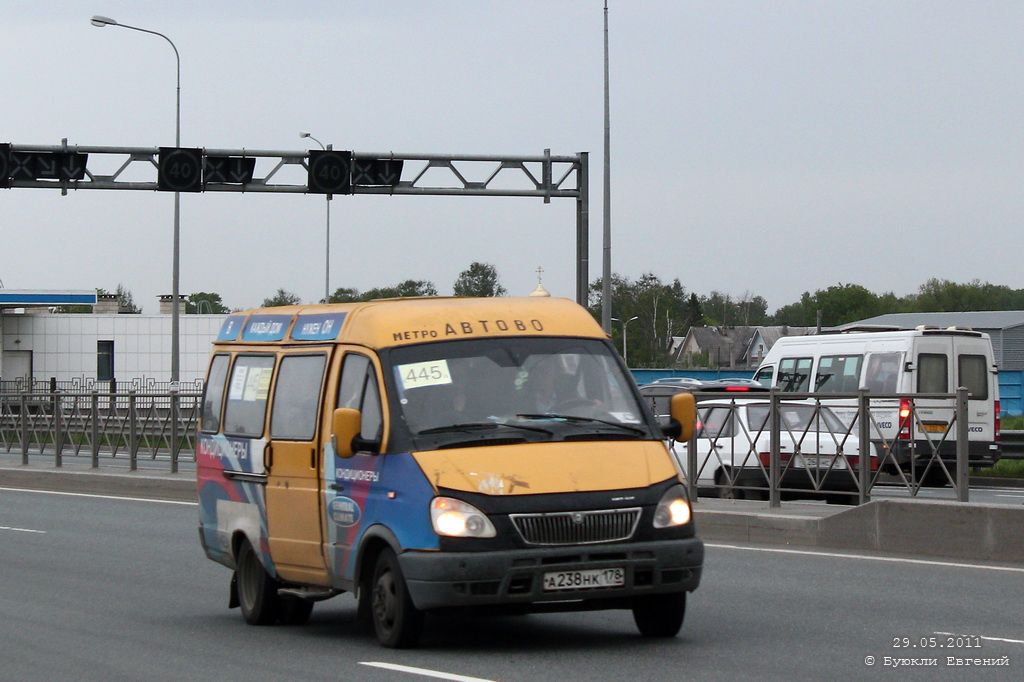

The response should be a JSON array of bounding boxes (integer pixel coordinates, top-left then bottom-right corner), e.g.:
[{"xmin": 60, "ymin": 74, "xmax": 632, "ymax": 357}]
[{"xmin": 385, "ymin": 337, "xmax": 657, "ymax": 447}]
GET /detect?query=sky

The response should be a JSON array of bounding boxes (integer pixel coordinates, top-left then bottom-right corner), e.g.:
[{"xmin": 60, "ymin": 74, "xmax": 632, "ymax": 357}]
[{"xmin": 2, "ymin": 1, "xmax": 1023, "ymax": 314}]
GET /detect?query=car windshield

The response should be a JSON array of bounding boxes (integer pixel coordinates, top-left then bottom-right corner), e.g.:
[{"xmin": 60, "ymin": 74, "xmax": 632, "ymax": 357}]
[
  {"xmin": 744, "ymin": 404, "xmax": 846, "ymax": 434},
  {"xmin": 385, "ymin": 337, "xmax": 656, "ymax": 448}
]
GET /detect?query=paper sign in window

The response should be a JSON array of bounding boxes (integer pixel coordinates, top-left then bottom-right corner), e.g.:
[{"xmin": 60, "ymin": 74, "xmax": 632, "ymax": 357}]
[{"xmin": 398, "ymin": 360, "xmax": 452, "ymax": 389}]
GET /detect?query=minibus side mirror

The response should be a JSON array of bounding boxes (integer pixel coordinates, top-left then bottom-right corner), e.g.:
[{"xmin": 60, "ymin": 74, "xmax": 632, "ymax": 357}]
[
  {"xmin": 663, "ymin": 392, "xmax": 696, "ymax": 442},
  {"xmin": 331, "ymin": 407, "xmax": 362, "ymax": 459}
]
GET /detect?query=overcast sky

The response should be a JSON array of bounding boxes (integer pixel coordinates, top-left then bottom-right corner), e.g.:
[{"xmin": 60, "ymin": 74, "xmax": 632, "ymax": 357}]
[{"xmin": 3, "ymin": 1, "xmax": 1023, "ymax": 314}]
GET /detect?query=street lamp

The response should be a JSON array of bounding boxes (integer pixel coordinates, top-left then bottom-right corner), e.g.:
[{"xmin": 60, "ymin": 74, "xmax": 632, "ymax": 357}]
[
  {"xmin": 300, "ymin": 131, "xmax": 332, "ymax": 303},
  {"xmin": 91, "ymin": 15, "xmax": 183, "ymax": 384},
  {"xmin": 611, "ymin": 316, "xmax": 638, "ymax": 366}
]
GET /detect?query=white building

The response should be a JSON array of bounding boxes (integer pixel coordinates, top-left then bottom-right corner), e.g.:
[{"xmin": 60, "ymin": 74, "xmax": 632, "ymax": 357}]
[{"xmin": 0, "ymin": 290, "xmax": 226, "ymax": 387}]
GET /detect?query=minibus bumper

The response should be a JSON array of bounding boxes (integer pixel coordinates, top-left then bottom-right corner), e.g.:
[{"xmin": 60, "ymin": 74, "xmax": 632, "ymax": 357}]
[{"xmin": 398, "ymin": 537, "xmax": 703, "ymax": 611}]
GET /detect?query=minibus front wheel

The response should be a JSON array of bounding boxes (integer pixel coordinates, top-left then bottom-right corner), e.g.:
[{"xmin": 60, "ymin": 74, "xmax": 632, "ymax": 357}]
[
  {"xmin": 633, "ymin": 591, "xmax": 686, "ymax": 637},
  {"xmin": 371, "ymin": 548, "xmax": 424, "ymax": 648}
]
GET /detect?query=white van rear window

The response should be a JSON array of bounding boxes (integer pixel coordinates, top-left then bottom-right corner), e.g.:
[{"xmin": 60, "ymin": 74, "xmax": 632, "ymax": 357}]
[
  {"xmin": 918, "ymin": 354, "xmax": 948, "ymax": 393},
  {"xmin": 958, "ymin": 355, "xmax": 988, "ymax": 400}
]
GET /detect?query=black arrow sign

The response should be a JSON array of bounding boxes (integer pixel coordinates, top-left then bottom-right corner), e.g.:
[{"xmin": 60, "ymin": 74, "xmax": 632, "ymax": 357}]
[
  {"xmin": 204, "ymin": 156, "xmax": 255, "ymax": 185},
  {"xmin": 1, "ymin": 150, "xmax": 88, "ymax": 182},
  {"xmin": 352, "ymin": 158, "xmax": 404, "ymax": 187},
  {"xmin": 37, "ymin": 153, "xmax": 58, "ymax": 179},
  {"xmin": 59, "ymin": 153, "xmax": 88, "ymax": 181}
]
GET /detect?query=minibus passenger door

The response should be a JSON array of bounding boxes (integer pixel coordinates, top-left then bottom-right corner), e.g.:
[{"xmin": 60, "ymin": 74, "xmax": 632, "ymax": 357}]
[
  {"xmin": 322, "ymin": 351, "xmax": 385, "ymax": 581},
  {"xmin": 264, "ymin": 350, "xmax": 331, "ymax": 584}
]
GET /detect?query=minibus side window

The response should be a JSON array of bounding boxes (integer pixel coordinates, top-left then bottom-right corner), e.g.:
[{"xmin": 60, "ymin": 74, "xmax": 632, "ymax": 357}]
[
  {"xmin": 917, "ymin": 354, "xmax": 948, "ymax": 393},
  {"xmin": 958, "ymin": 354, "xmax": 988, "ymax": 400},
  {"xmin": 223, "ymin": 354, "xmax": 275, "ymax": 437},
  {"xmin": 337, "ymin": 353, "xmax": 383, "ymax": 445},
  {"xmin": 778, "ymin": 357, "xmax": 812, "ymax": 392},
  {"xmin": 815, "ymin": 355, "xmax": 863, "ymax": 394},
  {"xmin": 270, "ymin": 354, "xmax": 327, "ymax": 441},
  {"xmin": 201, "ymin": 353, "xmax": 230, "ymax": 433}
]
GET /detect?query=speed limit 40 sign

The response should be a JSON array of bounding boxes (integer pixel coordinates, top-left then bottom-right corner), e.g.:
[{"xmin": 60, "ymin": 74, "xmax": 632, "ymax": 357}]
[
  {"xmin": 158, "ymin": 147, "xmax": 203, "ymax": 192},
  {"xmin": 307, "ymin": 150, "xmax": 352, "ymax": 195}
]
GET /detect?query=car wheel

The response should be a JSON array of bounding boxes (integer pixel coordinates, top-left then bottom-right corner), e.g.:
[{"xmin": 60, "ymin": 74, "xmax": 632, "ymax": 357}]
[
  {"xmin": 236, "ymin": 539, "xmax": 281, "ymax": 625},
  {"xmin": 633, "ymin": 591, "xmax": 686, "ymax": 637},
  {"xmin": 371, "ymin": 548, "xmax": 423, "ymax": 648},
  {"xmin": 715, "ymin": 469, "xmax": 740, "ymax": 499}
]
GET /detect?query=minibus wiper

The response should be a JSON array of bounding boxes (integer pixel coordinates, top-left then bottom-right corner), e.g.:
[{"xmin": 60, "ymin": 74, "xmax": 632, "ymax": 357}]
[
  {"xmin": 418, "ymin": 421, "xmax": 552, "ymax": 436},
  {"xmin": 516, "ymin": 414, "xmax": 646, "ymax": 436}
]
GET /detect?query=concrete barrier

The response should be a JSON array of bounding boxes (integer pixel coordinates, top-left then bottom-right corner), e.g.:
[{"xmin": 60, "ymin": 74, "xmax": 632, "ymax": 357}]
[{"xmin": 694, "ymin": 497, "xmax": 1024, "ymax": 564}]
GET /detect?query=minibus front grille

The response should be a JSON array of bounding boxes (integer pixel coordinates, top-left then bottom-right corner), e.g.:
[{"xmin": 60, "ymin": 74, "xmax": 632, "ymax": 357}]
[{"xmin": 510, "ymin": 508, "xmax": 642, "ymax": 546}]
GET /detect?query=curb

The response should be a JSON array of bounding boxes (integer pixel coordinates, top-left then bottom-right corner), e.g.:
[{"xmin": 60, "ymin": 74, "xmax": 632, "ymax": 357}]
[{"xmin": 0, "ymin": 465, "xmax": 195, "ymax": 502}]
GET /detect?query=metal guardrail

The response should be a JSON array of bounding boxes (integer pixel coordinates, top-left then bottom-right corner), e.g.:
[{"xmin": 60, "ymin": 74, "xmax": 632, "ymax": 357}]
[
  {"xmin": 999, "ymin": 430, "xmax": 1024, "ymax": 460},
  {"xmin": 0, "ymin": 390, "xmax": 201, "ymax": 472}
]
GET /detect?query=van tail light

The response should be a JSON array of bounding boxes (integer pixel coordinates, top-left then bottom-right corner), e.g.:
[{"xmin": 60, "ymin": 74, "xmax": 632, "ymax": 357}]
[
  {"xmin": 898, "ymin": 398, "xmax": 912, "ymax": 441},
  {"xmin": 994, "ymin": 400, "xmax": 1001, "ymax": 441}
]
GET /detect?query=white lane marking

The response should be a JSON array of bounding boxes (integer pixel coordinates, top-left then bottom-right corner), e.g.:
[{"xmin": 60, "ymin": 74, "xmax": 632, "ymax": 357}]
[
  {"xmin": 359, "ymin": 662, "xmax": 496, "ymax": 682},
  {"xmin": 935, "ymin": 631, "xmax": 1024, "ymax": 645},
  {"xmin": 0, "ymin": 486, "xmax": 197, "ymax": 506},
  {"xmin": 706, "ymin": 543, "xmax": 1024, "ymax": 574},
  {"xmin": 0, "ymin": 525, "xmax": 46, "ymax": 534}
]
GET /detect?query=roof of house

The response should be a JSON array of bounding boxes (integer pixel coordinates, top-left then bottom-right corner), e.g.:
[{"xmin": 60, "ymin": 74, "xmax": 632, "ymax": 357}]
[
  {"xmin": 680, "ymin": 326, "xmax": 757, "ymax": 365},
  {"xmin": 845, "ymin": 311, "xmax": 1024, "ymax": 331}
]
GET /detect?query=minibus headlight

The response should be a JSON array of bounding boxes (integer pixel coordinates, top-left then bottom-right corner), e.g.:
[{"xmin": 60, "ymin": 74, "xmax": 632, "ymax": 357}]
[
  {"xmin": 653, "ymin": 485, "xmax": 692, "ymax": 528},
  {"xmin": 430, "ymin": 497, "xmax": 496, "ymax": 538}
]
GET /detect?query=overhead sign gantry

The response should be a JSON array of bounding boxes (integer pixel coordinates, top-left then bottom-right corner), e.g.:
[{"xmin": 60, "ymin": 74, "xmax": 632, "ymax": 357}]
[{"xmin": 1, "ymin": 141, "xmax": 589, "ymax": 304}]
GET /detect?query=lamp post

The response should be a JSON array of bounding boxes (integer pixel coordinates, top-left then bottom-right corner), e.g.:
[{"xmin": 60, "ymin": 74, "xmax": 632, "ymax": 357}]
[
  {"xmin": 300, "ymin": 131, "xmax": 332, "ymax": 303},
  {"xmin": 91, "ymin": 15, "xmax": 182, "ymax": 384},
  {"xmin": 611, "ymin": 315, "xmax": 638, "ymax": 366}
]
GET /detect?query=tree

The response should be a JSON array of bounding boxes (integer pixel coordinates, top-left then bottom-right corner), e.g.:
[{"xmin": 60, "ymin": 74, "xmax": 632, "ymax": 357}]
[
  {"xmin": 588, "ymin": 272, "xmax": 698, "ymax": 368},
  {"xmin": 453, "ymin": 262, "xmax": 507, "ymax": 297},
  {"xmin": 187, "ymin": 292, "xmax": 229, "ymax": 314},
  {"xmin": 328, "ymin": 286, "xmax": 361, "ymax": 303},
  {"xmin": 770, "ymin": 283, "xmax": 887, "ymax": 327},
  {"xmin": 361, "ymin": 280, "xmax": 438, "ymax": 300},
  {"xmin": 114, "ymin": 284, "xmax": 141, "ymax": 314},
  {"xmin": 262, "ymin": 288, "xmax": 302, "ymax": 307}
]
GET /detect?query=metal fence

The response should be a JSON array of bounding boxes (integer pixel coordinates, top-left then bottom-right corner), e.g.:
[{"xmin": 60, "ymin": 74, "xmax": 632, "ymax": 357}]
[
  {"xmin": 0, "ymin": 384, "xmax": 994, "ymax": 506},
  {"xmin": 0, "ymin": 388, "xmax": 201, "ymax": 472},
  {"xmin": 668, "ymin": 389, "xmax": 974, "ymax": 506}
]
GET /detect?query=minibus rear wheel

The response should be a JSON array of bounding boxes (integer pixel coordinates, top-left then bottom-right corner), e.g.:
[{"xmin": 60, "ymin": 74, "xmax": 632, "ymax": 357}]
[
  {"xmin": 371, "ymin": 548, "xmax": 423, "ymax": 648},
  {"xmin": 236, "ymin": 538, "xmax": 281, "ymax": 625}
]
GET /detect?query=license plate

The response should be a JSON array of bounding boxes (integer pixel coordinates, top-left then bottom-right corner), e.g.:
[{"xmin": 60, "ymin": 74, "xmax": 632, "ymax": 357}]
[
  {"xmin": 794, "ymin": 455, "xmax": 847, "ymax": 470},
  {"xmin": 919, "ymin": 423, "xmax": 948, "ymax": 433},
  {"xmin": 543, "ymin": 567, "xmax": 625, "ymax": 591}
]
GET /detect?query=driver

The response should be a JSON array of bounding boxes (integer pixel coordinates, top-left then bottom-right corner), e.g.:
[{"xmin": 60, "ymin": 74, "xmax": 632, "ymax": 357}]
[{"xmin": 526, "ymin": 357, "xmax": 576, "ymax": 413}]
